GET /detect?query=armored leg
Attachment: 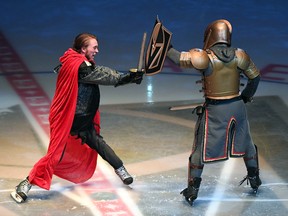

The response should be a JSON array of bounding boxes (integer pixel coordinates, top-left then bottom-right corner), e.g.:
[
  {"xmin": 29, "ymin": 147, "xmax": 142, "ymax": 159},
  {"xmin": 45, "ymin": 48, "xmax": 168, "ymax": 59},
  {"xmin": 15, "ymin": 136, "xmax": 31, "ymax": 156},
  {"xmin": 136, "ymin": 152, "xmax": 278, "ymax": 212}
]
[
  {"xmin": 240, "ymin": 144, "xmax": 262, "ymax": 193},
  {"xmin": 181, "ymin": 177, "xmax": 202, "ymax": 205},
  {"xmin": 181, "ymin": 110, "xmax": 205, "ymax": 205},
  {"xmin": 180, "ymin": 157, "xmax": 204, "ymax": 205}
]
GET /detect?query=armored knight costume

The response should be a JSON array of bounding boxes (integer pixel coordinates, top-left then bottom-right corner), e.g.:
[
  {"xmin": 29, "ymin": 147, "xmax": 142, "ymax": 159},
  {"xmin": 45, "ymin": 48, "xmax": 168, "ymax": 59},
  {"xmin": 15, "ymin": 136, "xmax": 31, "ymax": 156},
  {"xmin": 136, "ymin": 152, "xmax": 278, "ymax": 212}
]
[{"xmin": 167, "ymin": 19, "xmax": 261, "ymax": 205}]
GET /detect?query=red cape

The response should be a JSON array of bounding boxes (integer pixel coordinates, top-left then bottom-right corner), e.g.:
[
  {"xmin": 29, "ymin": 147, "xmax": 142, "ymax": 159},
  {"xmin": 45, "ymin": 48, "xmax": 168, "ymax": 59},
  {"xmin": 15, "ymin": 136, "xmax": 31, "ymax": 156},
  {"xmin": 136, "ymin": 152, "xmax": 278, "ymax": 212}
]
[{"xmin": 29, "ymin": 48, "xmax": 99, "ymax": 190}]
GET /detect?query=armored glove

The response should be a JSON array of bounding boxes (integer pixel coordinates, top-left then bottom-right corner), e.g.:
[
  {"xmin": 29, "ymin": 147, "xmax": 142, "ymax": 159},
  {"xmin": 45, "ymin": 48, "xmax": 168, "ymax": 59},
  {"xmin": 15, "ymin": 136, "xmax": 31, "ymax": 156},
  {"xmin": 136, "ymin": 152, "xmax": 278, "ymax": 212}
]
[
  {"xmin": 241, "ymin": 94, "xmax": 253, "ymax": 103},
  {"xmin": 115, "ymin": 69, "xmax": 144, "ymax": 87}
]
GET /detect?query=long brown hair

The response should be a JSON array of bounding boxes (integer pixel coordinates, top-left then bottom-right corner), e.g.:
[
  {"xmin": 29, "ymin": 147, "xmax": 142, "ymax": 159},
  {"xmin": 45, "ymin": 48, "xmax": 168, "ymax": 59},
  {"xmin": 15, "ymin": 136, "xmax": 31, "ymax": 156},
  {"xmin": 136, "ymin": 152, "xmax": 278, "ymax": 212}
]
[{"xmin": 73, "ymin": 33, "xmax": 97, "ymax": 53}]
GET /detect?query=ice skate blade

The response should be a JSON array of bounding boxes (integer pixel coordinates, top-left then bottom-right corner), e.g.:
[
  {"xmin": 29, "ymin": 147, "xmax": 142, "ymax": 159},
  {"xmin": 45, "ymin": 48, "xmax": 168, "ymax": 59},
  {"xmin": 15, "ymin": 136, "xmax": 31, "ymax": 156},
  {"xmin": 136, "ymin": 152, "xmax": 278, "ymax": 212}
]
[
  {"xmin": 252, "ymin": 189, "xmax": 259, "ymax": 195},
  {"xmin": 10, "ymin": 191, "xmax": 25, "ymax": 203},
  {"xmin": 185, "ymin": 197, "xmax": 195, "ymax": 206}
]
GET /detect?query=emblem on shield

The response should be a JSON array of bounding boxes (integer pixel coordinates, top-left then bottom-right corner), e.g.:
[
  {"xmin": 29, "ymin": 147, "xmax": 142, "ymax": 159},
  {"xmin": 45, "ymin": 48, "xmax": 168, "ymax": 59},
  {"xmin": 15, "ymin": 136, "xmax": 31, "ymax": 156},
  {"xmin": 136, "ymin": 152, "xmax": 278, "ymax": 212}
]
[{"xmin": 145, "ymin": 17, "xmax": 172, "ymax": 76}]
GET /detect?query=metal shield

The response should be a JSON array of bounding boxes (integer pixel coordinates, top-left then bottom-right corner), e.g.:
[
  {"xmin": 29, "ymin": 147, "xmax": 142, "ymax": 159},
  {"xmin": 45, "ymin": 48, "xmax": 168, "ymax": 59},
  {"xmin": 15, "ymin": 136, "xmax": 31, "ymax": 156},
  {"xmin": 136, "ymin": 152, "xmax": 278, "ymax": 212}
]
[{"xmin": 145, "ymin": 17, "xmax": 172, "ymax": 76}]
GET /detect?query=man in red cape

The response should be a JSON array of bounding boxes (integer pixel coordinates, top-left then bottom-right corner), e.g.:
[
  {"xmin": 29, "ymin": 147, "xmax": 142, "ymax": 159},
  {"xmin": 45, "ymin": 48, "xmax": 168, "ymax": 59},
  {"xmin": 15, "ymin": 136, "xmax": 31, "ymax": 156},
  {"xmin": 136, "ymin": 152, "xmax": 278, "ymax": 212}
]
[{"xmin": 11, "ymin": 33, "xmax": 143, "ymax": 203}]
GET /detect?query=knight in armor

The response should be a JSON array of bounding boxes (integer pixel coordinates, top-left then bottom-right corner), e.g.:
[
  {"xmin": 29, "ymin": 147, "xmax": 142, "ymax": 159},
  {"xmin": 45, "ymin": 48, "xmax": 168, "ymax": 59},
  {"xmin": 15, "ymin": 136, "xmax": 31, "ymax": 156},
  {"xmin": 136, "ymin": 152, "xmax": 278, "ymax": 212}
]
[
  {"xmin": 167, "ymin": 19, "xmax": 261, "ymax": 205},
  {"xmin": 11, "ymin": 33, "xmax": 143, "ymax": 203}
]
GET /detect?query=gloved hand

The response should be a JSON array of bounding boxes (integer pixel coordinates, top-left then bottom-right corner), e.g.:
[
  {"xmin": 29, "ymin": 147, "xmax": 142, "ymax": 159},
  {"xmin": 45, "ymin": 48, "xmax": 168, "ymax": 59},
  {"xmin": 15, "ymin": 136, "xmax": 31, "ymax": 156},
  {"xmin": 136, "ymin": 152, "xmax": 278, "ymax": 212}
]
[
  {"xmin": 115, "ymin": 69, "xmax": 144, "ymax": 87},
  {"xmin": 129, "ymin": 68, "xmax": 144, "ymax": 84},
  {"xmin": 241, "ymin": 94, "xmax": 253, "ymax": 103}
]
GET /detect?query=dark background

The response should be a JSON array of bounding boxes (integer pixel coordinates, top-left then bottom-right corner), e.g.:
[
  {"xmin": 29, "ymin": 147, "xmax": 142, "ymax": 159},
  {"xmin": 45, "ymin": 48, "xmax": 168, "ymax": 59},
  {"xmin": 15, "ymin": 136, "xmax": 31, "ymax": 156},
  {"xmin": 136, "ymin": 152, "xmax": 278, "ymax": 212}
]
[{"xmin": 1, "ymin": 0, "xmax": 287, "ymax": 72}]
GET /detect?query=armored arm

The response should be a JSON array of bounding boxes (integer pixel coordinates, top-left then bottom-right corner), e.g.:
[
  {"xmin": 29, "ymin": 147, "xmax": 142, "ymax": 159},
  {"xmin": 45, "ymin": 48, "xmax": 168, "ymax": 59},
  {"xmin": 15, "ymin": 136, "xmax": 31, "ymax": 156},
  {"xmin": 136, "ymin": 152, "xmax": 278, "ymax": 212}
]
[
  {"xmin": 167, "ymin": 46, "xmax": 181, "ymax": 65},
  {"xmin": 241, "ymin": 75, "xmax": 260, "ymax": 103},
  {"xmin": 167, "ymin": 46, "xmax": 209, "ymax": 70},
  {"xmin": 236, "ymin": 49, "xmax": 260, "ymax": 102}
]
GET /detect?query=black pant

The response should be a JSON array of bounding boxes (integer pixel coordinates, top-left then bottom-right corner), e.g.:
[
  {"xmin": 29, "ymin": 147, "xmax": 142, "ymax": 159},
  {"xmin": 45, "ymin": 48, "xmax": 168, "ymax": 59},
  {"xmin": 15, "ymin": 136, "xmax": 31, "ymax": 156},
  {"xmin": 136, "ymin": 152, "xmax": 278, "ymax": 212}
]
[{"xmin": 72, "ymin": 126, "xmax": 123, "ymax": 169}]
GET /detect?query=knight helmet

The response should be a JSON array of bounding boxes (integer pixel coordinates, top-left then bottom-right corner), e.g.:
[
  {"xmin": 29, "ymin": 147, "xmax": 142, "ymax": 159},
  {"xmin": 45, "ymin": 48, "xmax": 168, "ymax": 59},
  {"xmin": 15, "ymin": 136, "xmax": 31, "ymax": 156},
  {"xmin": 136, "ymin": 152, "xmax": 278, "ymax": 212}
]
[{"xmin": 203, "ymin": 19, "xmax": 232, "ymax": 50}]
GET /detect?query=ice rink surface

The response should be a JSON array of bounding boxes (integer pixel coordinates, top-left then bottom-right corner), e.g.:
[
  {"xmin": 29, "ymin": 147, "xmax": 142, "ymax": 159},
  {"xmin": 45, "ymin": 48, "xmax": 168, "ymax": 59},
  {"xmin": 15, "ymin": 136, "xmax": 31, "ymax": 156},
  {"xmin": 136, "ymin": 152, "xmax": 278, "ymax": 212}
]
[{"xmin": 0, "ymin": 1, "xmax": 288, "ymax": 215}]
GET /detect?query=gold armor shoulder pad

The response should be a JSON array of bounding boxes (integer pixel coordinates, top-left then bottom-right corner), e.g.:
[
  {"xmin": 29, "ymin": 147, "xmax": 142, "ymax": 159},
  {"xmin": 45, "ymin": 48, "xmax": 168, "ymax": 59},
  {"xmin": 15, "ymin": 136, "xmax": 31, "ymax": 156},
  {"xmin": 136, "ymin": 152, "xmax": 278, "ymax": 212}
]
[
  {"xmin": 235, "ymin": 48, "xmax": 250, "ymax": 70},
  {"xmin": 189, "ymin": 48, "xmax": 209, "ymax": 70}
]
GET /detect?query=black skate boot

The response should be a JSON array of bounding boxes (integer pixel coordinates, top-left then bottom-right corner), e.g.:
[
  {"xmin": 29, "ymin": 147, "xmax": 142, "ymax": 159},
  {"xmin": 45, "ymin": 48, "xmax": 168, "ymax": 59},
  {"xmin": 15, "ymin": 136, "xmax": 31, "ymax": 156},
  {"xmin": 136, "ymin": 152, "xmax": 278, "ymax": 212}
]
[
  {"xmin": 10, "ymin": 177, "xmax": 32, "ymax": 203},
  {"xmin": 115, "ymin": 166, "xmax": 133, "ymax": 185},
  {"xmin": 180, "ymin": 177, "xmax": 202, "ymax": 205},
  {"xmin": 239, "ymin": 167, "xmax": 262, "ymax": 194}
]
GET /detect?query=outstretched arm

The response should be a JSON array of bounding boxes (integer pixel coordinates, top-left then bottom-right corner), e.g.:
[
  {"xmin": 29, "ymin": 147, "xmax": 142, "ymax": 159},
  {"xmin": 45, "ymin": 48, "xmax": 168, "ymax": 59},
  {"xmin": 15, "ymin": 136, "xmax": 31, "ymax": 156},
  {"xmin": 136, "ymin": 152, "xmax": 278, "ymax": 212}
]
[
  {"xmin": 166, "ymin": 46, "xmax": 181, "ymax": 65},
  {"xmin": 79, "ymin": 64, "xmax": 121, "ymax": 85},
  {"xmin": 79, "ymin": 63, "xmax": 143, "ymax": 86}
]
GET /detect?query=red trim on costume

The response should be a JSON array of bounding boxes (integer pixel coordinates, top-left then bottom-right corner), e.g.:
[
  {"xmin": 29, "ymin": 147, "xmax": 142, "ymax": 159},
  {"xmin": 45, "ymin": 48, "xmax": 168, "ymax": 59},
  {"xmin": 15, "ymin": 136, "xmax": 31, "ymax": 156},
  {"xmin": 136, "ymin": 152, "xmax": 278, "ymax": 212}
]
[{"xmin": 203, "ymin": 113, "xmax": 245, "ymax": 163}]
